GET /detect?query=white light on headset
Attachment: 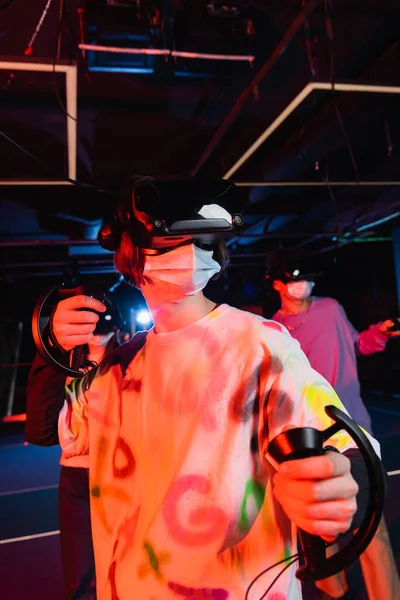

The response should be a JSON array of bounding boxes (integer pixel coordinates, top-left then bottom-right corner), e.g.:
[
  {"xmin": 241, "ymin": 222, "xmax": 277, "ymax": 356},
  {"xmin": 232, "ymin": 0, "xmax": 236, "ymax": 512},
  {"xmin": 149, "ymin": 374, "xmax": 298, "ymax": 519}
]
[
  {"xmin": 293, "ymin": 269, "xmax": 300, "ymax": 277},
  {"xmin": 136, "ymin": 309, "xmax": 152, "ymax": 325},
  {"xmin": 105, "ymin": 314, "xmax": 112, "ymax": 320}
]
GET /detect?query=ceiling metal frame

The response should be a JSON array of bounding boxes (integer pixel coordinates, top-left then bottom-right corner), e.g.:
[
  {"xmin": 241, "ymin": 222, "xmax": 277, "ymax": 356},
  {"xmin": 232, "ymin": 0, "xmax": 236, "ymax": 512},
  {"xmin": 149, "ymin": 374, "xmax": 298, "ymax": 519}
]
[
  {"xmin": 224, "ymin": 81, "xmax": 400, "ymax": 249},
  {"xmin": 223, "ymin": 81, "xmax": 400, "ymax": 179},
  {"xmin": 235, "ymin": 181, "xmax": 400, "ymax": 187},
  {"xmin": 0, "ymin": 57, "xmax": 77, "ymax": 185},
  {"xmin": 191, "ymin": 0, "xmax": 320, "ymax": 176}
]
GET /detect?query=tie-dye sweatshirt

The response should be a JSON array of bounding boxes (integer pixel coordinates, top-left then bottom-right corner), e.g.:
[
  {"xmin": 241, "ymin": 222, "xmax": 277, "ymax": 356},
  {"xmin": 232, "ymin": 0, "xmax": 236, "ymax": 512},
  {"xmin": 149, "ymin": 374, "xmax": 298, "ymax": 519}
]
[{"xmin": 59, "ymin": 304, "xmax": 379, "ymax": 600}]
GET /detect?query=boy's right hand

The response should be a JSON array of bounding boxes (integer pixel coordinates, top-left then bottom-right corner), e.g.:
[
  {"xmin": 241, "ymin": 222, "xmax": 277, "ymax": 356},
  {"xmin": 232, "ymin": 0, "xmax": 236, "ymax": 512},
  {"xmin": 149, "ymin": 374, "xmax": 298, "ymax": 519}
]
[{"xmin": 51, "ymin": 295, "xmax": 106, "ymax": 351}]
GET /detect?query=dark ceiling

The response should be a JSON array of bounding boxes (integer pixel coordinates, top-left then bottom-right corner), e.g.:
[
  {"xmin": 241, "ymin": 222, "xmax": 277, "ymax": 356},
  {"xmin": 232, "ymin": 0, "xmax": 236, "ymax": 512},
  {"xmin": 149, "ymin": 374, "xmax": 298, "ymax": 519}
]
[{"xmin": 1, "ymin": 0, "xmax": 400, "ymax": 295}]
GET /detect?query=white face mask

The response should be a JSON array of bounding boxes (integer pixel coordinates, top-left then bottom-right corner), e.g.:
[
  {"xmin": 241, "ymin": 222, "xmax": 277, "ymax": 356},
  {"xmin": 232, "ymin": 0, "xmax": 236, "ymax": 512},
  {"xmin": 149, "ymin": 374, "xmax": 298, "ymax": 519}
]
[
  {"xmin": 140, "ymin": 243, "xmax": 221, "ymax": 305},
  {"xmin": 286, "ymin": 280, "xmax": 315, "ymax": 300}
]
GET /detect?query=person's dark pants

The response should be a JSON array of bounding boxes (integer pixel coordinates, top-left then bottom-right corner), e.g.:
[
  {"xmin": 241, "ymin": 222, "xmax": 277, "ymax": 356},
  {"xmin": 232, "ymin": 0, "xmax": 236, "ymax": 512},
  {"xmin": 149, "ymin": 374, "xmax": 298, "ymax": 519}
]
[{"xmin": 59, "ymin": 466, "xmax": 96, "ymax": 600}]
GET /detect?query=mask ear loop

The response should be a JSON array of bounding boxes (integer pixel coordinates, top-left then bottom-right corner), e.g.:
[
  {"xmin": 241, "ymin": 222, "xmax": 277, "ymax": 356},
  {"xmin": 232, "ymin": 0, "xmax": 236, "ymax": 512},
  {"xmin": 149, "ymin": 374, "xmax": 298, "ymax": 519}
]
[{"xmin": 195, "ymin": 240, "xmax": 214, "ymax": 252}]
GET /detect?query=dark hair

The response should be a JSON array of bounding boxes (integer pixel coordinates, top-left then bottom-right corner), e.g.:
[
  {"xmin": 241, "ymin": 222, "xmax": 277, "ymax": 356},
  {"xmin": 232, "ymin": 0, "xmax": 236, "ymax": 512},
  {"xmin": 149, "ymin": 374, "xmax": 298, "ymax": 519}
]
[
  {"xmin": 114, "ymin": 234, "xmax": 229, "ymax": 287},
  {"xmin": 210, "ymin": 239, "xmax": 229, "ymax": 280},
  {"xmin": 114, "ymin": 232, "xmax": 145, "ymax": 287},
  {"xmin": 264, "ymin": 271, "xmax": 280, "ymax": 300}
]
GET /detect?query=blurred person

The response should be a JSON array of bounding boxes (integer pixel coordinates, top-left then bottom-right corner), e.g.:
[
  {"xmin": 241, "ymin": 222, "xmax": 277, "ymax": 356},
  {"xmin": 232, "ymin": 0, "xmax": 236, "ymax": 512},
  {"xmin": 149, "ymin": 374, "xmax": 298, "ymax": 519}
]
[
  {"xmin": 266, "ymin": 259, "xmax": 400, "ymax": 599},
  {"xmin": 266, "ymin": 261, "xmax": 400, "ymax": 434},
  {"xmin": 26, "ymin": 297, "xmax": 124, "ymax": 600}
]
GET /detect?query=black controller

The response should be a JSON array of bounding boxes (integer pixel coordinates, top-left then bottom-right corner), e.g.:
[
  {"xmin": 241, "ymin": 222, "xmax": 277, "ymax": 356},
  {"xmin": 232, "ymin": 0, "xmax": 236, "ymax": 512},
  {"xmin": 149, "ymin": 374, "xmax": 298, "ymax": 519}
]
[
  {"xmin": 268, "ymin": 406, "xmax": 385, "ymax": 582},
  {"xmin": 32, "ymin": 282, "xmax": 106, "ymax": 378}
]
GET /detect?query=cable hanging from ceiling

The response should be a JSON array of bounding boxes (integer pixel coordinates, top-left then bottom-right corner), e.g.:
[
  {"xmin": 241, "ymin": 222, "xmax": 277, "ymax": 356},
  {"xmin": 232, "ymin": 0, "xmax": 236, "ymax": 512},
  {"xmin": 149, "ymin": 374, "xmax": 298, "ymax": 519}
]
[{"xmin": 24, "ymin": 0, "xmax": 54, "ymax": 56}]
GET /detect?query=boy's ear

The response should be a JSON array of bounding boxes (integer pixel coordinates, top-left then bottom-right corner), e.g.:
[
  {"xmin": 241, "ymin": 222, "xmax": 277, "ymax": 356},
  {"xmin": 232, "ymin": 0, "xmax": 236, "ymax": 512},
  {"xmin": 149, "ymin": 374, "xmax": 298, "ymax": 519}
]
[{"xmin": 272, "ymin": 280, "xmax": 280, "ymax": 292}]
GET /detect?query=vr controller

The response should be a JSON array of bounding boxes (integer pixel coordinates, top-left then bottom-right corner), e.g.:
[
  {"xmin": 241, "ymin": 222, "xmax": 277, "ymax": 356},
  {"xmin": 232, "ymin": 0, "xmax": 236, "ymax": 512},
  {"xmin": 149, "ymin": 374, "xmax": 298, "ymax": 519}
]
[
  {"xmin": 265, "ymin": 267, "xmax": 323, "ymax": 284},
  {"xmin": 32, "ymin": 282, "xmax": 125, "ymax": 378},
  {"xmin": 268, "ymin": 406, "xmax": 385, "ymax": 582}
]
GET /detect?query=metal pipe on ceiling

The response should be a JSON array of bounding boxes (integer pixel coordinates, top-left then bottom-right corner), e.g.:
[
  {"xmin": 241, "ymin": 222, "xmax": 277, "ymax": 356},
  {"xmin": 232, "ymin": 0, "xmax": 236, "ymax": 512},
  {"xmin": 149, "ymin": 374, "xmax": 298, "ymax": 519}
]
[
  {"xmin": 78, "ymin": 44, "xmax": 255, "ymax": 63},
  {"xmin": 0, "ymin": 239, "xmax": 101, "ymax": 247},
  {"xmin": 0, "ymin": 259, "xmax": 113, "ymax": 269},
  {"xmin": 296, "ymin": 188, "xmax": 400, "ymax": 250},
  {"xmin": 0, "ymin": 253, "xmax": 289, "ymax": 268},
  {"xmin": 0, "ymin": 230, "xmax": 378, "ymax": 250},
  {"xmin": 235, "ymin": 181, "xmax": 400, "ymax": 187},
  {"xmin": 190, "ymin": 0, "xmax": 320, "ymax": 176},
  {"xmin": 8, "ymin": 268, "xmax": 117, "ymax": 278},
  {"xmin": 228, "ymin": 231, "xmax": 375, "ymax": 239},
  {"xmin": 300, "ymin": 209, "xmax": 400, "ymax": 253},
  {"xmin": 316, "ymin": 231, "xmax": 373, "ymax": 254},
  {"xmin": 356, "ymin": 212, "xmax": 400, "ymax": 232},
  {"xmin": 7, "ymin": 264, "xmax": 267, "ymax": 278},
  {"xmin": 0, "ymin": 180, "xmax": 73, "ymax": 186}
]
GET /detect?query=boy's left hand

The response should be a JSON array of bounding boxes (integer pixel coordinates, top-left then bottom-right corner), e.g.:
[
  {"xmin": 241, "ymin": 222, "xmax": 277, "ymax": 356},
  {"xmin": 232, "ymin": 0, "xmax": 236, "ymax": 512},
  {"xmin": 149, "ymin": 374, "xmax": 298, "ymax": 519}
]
[
  {"xmin": 379, "ymin": 319, "xmax": 400, "ymax": 337},
  {"xmin": 272, "ymin": 452, "xmax": 358, "ymax": 542}
]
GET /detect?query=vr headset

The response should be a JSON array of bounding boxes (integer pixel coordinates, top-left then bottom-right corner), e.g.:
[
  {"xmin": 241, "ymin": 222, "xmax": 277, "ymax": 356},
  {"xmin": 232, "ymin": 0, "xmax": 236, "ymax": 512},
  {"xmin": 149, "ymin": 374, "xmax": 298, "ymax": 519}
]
[
  {"xmin": 98, "ymin": 176, "xmax": 244, "ymax": 253},
  {"xmin": 265, "ymin": 265, "xmax": 323, "ymax": 284}
]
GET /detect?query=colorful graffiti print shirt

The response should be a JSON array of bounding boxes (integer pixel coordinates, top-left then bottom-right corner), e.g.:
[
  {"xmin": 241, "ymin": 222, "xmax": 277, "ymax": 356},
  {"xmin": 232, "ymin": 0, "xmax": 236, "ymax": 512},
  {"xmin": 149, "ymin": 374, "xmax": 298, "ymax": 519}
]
[{"xmin": 60, "ymin": 304, "xmax": 379, "ymax": 600}]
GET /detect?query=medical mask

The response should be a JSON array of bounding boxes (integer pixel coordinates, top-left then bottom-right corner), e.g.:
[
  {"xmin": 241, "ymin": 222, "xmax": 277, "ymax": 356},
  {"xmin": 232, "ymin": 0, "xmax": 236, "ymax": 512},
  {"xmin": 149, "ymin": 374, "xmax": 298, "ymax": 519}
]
[
  {"xmin": 140, "ymin": 244, "xmax": 221, "ymax": 305},
  {"xmin": 286, "ymin": 280, "xmax": 315, "ymax": 300}
]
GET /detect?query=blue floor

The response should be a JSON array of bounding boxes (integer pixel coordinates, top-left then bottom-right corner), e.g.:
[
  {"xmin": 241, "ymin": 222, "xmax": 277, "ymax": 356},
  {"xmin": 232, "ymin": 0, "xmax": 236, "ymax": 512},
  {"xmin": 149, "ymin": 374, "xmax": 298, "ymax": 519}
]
[
  {"xmin": 0, "ymin": 393, "xmax": 399, "ymax": 600},
  {"xmin": 0, "ymin": 431, "xmax": 63, "ymax": 599}
]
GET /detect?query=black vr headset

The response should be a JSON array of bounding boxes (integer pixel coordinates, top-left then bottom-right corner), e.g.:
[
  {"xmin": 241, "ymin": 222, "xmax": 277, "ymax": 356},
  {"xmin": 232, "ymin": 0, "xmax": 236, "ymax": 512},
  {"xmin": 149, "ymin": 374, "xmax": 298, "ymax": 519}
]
[
  {"xmin": 265, "ymin": 262, "xmax": 323, "ymax": 284},
  {"xmin": 98, "ymin": 176, "xmax": 244, "ymax": 253}
]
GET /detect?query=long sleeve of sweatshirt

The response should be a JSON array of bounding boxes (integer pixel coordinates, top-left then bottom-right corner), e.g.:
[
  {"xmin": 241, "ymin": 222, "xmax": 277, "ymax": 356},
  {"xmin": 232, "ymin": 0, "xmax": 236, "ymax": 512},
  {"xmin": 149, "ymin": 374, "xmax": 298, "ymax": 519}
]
[
  {"xmin": 25, "ymin": 352, "xmax": 66, "ymax": 446},
  {"xmin": 336, "ymin": 303, "xmax": 388, "ymax": 355}
]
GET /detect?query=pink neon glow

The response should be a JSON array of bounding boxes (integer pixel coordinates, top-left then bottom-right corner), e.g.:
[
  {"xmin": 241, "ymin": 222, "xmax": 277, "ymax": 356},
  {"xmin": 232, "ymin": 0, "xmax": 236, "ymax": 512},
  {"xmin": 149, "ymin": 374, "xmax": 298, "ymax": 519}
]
[
  {"xmin": 78, "ymin": 44, "xmax": 254, "ymax": 62},
  {"xmin": 79, "ymin": 44, "xmax": 169, "ymax": 56},
  {"xmin": 170, "ymin": 50, "xmax": 254, "ymax": 62}
]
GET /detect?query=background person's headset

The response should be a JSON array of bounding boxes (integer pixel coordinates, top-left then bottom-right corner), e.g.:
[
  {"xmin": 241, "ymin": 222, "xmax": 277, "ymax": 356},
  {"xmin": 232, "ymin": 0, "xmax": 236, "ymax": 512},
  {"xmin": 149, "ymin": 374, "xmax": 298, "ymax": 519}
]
[{"xmin": 265, "ymin": 264, "xmax": 323, "ymax": 286}]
